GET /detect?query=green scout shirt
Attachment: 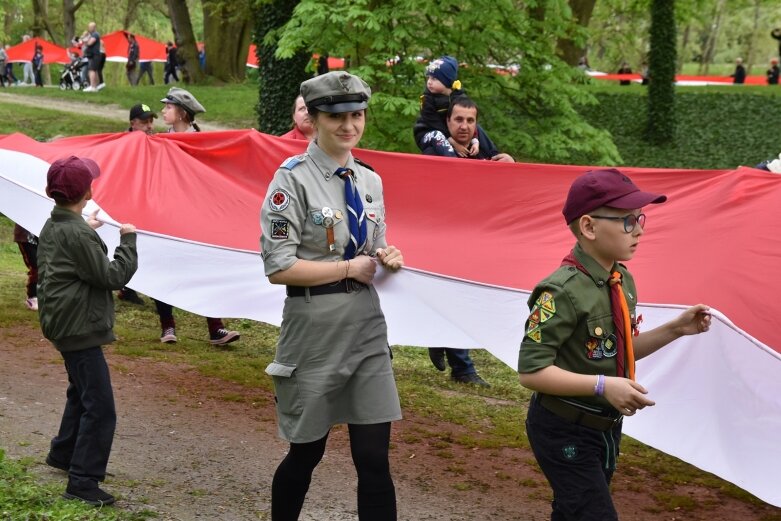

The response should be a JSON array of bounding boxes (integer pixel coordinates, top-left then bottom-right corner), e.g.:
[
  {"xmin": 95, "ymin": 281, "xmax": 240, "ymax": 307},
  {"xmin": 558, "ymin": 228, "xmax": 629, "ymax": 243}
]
[
  {"xmin": 517, "ymin": 242, "xmax": 638, "ymax": 409},
  {"xmin": 260, "ymin": 140, "xmax": 387, "ymax": 276}
]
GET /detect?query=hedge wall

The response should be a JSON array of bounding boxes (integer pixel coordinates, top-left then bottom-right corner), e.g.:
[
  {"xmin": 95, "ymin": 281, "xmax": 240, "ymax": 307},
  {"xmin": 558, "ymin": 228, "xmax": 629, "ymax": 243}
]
[{"xmin": 576, "ymin": 86, "xmax": 781, "ymax": 170}]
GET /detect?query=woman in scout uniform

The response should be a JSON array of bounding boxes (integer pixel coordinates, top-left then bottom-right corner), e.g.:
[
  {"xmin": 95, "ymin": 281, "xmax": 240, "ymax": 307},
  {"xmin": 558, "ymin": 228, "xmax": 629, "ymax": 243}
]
[
  {"xmin": 151, "ymin": 87, "xmax": 241, "ymax": 346},
  {"xmin": 260, "ymin": 71, "xmax": 404, "ymax": 521},
  {"xmin": 518, "ymin": 168, "xmax": 711, "ymax": 520}
]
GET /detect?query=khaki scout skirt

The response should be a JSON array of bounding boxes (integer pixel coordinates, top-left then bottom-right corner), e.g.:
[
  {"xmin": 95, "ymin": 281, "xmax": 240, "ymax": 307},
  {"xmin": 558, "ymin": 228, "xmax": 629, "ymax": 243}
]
[{"xmin": 265, "ymin": 284, "xmax": 402, "ymax": 443}]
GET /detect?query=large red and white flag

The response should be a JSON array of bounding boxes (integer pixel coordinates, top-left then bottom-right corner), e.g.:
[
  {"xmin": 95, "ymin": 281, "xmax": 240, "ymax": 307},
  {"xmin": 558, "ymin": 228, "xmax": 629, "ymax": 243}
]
[{"xmin": 1, "ymin": 130, "xmax": 779, "ymax": 506}]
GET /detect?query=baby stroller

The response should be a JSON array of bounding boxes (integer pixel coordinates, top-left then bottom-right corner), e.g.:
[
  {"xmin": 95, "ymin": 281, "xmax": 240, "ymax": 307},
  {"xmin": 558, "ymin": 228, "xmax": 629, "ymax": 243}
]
[{"xmin": 59, "ymin": 56, "xmax": 85, "ymax": 90}]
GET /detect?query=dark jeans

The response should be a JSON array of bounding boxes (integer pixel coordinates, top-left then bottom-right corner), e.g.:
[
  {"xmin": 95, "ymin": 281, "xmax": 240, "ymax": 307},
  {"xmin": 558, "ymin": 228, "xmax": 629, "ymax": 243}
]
[
  {"xmin": 138, "ymin": 62, "xmax": 154, "ymax": 85},
  {"xmin": 526, "ymin": 395, "xmax": 621, "ymax": 521},
  {"xmin": 50, "ymin": 347, "xmax": 116, "ymax": 489},
  {"xmin": 164, "ymin": 65, "xmax": 179, "ymax": 84},
  {"xmin": 428, "ymin": 348, "xmax": 476, "ymax": 377}
]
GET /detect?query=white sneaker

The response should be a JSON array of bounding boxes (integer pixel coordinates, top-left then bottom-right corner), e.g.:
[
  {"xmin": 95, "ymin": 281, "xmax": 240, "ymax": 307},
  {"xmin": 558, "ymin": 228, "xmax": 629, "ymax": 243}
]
[
  {"xmin": 96, "ymin": 83, "xmax": 105, "ymax": 91},
  {"xmin": 82, "ymin": 86, "xmax": 95, "ymax": 92},
  {"xmin": 25, "ymin": 297, "xmax": 38, "ymax": 311}
]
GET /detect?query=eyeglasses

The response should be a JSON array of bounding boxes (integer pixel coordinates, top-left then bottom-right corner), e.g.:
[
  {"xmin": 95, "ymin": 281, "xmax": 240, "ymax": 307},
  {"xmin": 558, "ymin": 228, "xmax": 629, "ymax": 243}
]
[{"xmin": 589, "ymin": 213, "xmax": 646, "ymax": 233}]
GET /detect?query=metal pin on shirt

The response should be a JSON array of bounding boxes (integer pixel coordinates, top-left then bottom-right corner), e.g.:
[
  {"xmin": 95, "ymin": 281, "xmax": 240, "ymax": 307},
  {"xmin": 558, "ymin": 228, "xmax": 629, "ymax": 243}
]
[{"xmin": 323, "ymin": 216, "xmax": 335, "ymax": 251}]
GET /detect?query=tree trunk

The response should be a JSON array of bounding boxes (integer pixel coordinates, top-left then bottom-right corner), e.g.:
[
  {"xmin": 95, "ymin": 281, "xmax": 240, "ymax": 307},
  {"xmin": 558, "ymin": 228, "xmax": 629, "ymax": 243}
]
[
  {"xmin": 646, "ymin": 0, "xmax": 676, "ymax": 145},
  {"xmin": 166, "ymin": 0, "xmax": 204, "ymax": 83},
  {"xmin": 556, "ymin": 0, "xmax": 598, "ymax": 66},
  {"xmin": 31, "ymin": 0, "xmax": 57, "ymax": 41},
  {"xmin": 62, "ymin": 0, "xmax": 84, "ymax": 45},
  {"xmin": 676, "ymin": 24, "xmax": 689, "ymax": 73},
  {"xmin": 699, "ymin": 0, "xmax": 727, "ymax": 75},
  {"xmin": 745, "ymin": 0, "xmax": 762, "ymax": 75},
  {"xmin": 203, "ymin": 0, "xmax": 251, "ymax": 82},
  {"xmin": 253, "ymin": 0, "xmax": 311, "ymax": 135},
  {"xmin": 124, "ymin": 0, "xmax": 144, "ymax": 29}
]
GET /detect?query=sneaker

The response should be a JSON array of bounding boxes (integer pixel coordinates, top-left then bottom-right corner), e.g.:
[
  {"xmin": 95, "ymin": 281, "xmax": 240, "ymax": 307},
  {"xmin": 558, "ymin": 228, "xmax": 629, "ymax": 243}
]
[
  {"xmin": 45, "ymin": 454, "xmax": 69, "ymax": 472},
  {"xmin": 96, "ymin": 83, "xmax": 105, "ymax": 91},
  {"xmin": 63, "ymin": 484, "xmax": 115, "ymax": 506},
  {"xmin": 117, "ymin": 289, "xmax": 144, "ymax": 305},
  {"xmin": 160, "ymin": 327, "xmax": 177, "ymax": 344},
  {"xmin": 82, "ymin": 86, "xmax": 95, "ymax": 92},
  {"xmin": 428, "ymin": 348, "xmax": 447, "ymax": 372},
  {"xmin": 451, "ymin": 373, "xmax": 491, "ymax": 387},
  {"xmin": 209, "ymin": 328, "xmax": 240, "ymax": 345},
  {"xmin": 25, "ymin": 297, "xmax": 38, "ymax": 311}
]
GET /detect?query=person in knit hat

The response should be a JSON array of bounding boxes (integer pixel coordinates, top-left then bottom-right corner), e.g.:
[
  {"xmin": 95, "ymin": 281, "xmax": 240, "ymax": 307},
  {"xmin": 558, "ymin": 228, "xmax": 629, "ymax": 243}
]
[{"xmin": 412, "ymin": 55, "xmax": 479, "ymax": 157}]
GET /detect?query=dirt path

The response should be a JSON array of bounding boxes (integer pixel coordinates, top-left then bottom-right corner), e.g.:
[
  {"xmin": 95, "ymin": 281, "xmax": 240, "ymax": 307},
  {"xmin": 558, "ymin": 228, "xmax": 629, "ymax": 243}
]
[
  {"xmin": 0, "ymin": 325, "xmax": 776, "ymax": 521},
  {"xmin": 0, "ymin": 90, "xmax": 230, "ymax": 132}
]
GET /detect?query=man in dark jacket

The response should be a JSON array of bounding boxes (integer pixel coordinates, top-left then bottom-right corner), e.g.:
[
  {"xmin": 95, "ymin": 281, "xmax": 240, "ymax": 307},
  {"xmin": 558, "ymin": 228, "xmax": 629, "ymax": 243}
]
[
  {"xmin": 164, "ymin": 41, "xmax": 179, "ymax": 84},
  {"xmin": 731, "ymin": 57, "xmax": 746, "ymax": 84},
  {"xmin": 38, "ymin": 156, "xmax": 138, "ymax": 507},
  {"xmin": 126, "ymin": 33, "xmax": 140, "ymax": 86}
]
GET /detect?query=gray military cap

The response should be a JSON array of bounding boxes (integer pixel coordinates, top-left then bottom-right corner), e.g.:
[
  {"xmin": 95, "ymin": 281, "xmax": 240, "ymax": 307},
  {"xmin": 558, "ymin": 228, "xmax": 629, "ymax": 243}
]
[
  {"xmin": 160, "ymin": 87, "xmax": 206, "ymax": 116},
  {"xmin": 301, "ymin": 71, "xmax": 371, "ymax": 113}
]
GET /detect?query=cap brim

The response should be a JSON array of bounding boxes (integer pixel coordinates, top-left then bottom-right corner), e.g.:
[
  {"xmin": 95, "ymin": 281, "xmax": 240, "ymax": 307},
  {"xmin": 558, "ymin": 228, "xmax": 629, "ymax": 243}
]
[
  {"xmin": 160, "ymin": 97, "xmax": 175, "ymax": 104},
  {"xmin": 141, "ymin": 112, "xmax": 157, "ymax": 119},
  {"xmin": 607, "ymin": 190, "xmax": 667, "ymax": 210},
  {"xmin": 316, "ymin": 101, "xmax": 369, "ymax": 113}
]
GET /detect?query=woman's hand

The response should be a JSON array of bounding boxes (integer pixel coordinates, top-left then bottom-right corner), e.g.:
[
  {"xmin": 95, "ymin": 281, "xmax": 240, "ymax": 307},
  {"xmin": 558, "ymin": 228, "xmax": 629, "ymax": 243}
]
[
  {"xmin": 86, "ymin": 209, "xmax": 103, "ymax": 230},
  {"xmin": 376, "ymin": 246, "xmax": 403, "ymax": 271},
  {"xmin": 348, "ymin": 255, "xmax": 378, "ymax": 284}
]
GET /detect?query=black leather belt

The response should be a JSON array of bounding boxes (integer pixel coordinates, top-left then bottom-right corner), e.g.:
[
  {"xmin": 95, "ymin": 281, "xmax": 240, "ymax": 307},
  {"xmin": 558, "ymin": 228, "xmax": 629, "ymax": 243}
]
[
  {"xmin": 286, "ymin": 279, "xmax": 367, "ymax": 297},
  {"xmin": 537, "ymin": 394, "xmax": 622, "ymax": 432}
]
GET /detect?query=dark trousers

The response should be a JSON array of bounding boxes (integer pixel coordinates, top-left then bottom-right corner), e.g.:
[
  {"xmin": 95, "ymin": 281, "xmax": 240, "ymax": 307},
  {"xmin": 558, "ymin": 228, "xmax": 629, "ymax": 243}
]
[
  {"xmin": 126, "ymin": 64, "xmax": 138, "ymax": 86},
  {"xmin": 97, "ymin": 53, "xmax": 106, "ymax": 84},
  {"xmin": 138, "ymin": 62, "xmax": 154, "ymax": 85},
  {"xmin": 428, "ymin": 348, "xmax": 476, "ymax": 377},
  {"xmin": 526, "ymin": 395, "xmax": 621, "ymax": 521},
  {"xmin": 34, "ymin": 69, "xmax": 43, "ymax": 87},
  {"xmin": 164, "ymin": 65, "xmax": 179, "ymax": 84},
  {"xmin": 50, "ymin": 347, "xmax": 116, "ymax": 490},
  {"xmin": 153, "ymin": 299, "xmax": 224, "ymax": 333},
  {"xmin": 16, "ymin": 241, "xmax": 38, "ymax": 298}
]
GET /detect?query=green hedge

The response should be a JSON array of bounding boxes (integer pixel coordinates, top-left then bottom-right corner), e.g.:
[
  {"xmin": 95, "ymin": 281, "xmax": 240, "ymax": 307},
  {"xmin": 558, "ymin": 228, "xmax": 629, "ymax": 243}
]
[{"xmin": 576, "ymin": 86, "xmax": 781, "ymax": 169}]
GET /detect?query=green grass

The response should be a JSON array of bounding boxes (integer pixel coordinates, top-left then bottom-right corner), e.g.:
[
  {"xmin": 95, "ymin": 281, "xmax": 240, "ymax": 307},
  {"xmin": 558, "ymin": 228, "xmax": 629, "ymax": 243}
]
[
  {"xmin": 3, "ymin": 63, "xmax": 258, "ymax": 130},
  {"xmin": 0, "ymin": 449, "xmax": 154, "ymax": 520},
  {"xmin": 0, "ymin": 102, "xmax": 123, "ymax": 141},
  {"xmin": 1, "ymin": 215, "xmax": 779, "ymax": 519}
]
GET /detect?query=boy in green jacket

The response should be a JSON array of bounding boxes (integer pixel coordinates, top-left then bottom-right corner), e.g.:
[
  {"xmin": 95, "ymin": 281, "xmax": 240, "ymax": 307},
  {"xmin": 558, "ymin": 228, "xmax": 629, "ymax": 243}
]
[{"xmin": 37, "ymin": 156, "xmax": 138, "ymax": 506}]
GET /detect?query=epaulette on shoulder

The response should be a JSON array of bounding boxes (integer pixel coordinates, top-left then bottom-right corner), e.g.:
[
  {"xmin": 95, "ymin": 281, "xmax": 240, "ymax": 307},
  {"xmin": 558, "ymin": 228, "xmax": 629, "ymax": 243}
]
[
  {"xmin": 354, "ymin": 158, "xmax": 375, "ymax": 172},
  {"xmin": 547, "ymin": 265, "xmax": 580, "ymax": 286},
  {"xmin": 281, "ymin": 154, "xmax": 307, "ymax": 171}
]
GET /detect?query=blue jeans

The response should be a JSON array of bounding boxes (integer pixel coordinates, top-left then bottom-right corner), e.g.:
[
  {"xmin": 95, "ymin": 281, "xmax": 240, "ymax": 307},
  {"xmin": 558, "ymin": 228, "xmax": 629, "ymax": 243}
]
[
  {"xmin": 429, "ymin": 348, "xmax": 476, "ymax": 377},
  {"xmin": 50, "ymin": 346, "xmax": 116, "ymax": 489}
]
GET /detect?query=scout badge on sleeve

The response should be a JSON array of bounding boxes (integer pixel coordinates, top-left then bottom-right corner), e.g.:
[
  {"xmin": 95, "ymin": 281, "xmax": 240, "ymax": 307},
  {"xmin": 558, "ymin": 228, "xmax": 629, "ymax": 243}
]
[
  {"xmin": 271, "ymin": 219, "xmax": 290, "ymax": 239},
  {"xmin": 526, "ymin": 291, "xmax": 556, "ymax": 343},
  {"xmin": 269, "ymin": 189, "xmax": 291, "ymax": 212}
]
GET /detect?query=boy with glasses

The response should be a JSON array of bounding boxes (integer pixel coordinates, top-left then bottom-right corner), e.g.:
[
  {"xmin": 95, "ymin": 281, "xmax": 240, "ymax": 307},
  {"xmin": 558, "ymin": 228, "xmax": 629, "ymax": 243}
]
[{"xmin": 517, "ymin": 168, "xmax": 711, "ymax": 520}]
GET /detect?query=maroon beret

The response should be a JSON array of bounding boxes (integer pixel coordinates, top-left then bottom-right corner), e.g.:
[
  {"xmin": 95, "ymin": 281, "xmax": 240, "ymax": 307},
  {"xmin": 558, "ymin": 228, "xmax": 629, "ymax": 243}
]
[
  {"xmin": 46, "ymin": 156, "xmax": 100, "ymax": 204},
  {"xmin": 562, "ymin": 168, "xmax": 666, "ymax": 224}
]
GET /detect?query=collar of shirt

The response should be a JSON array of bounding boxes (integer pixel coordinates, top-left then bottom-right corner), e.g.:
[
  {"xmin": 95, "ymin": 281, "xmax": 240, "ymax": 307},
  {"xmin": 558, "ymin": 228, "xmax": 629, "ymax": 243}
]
[
  {"xmin": 573, "ymin": 242, "xmax": 617, "ymax": 287},
  {"xmin": 306, "ymin": 140, "xmax": 358, "ymax": 181}
]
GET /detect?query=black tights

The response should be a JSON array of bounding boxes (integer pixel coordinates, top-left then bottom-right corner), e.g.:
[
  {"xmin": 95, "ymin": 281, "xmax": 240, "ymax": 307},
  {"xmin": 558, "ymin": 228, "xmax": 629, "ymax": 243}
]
[{"xmin": 271, "ymin": 422, "xmax": 396, "ymax": 520}]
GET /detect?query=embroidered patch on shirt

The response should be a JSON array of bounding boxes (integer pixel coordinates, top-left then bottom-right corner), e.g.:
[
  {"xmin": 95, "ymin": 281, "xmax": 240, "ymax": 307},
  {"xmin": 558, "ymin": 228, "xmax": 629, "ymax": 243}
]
[
  {"xmin": 271, "ymin": 219, "xmax": 289, "ymax": 239},
  {"xmin": 586, "ymin": 338, "xmax": 603, "ymax": 359},
  {"xmin": 269, "ymin": 189, "xmax": 291, "ymax": 212},
  {"xmin": 526, "ymin": 324, "xmax": 542, "ymax": 343},
  {"xmin": 537, "ymin": 291, "xmax": 556, "ymax": 313}
]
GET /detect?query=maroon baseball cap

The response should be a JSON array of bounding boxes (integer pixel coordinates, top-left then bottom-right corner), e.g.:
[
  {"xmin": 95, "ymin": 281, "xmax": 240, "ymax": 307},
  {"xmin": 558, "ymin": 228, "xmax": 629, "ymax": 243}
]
[
  {"xmin": 46, "ymin": 156, "xmax": 101, "ymax": 203},
  {"xmin": 562, "ymin": 168, "xmax": 667, "ymax": 223}
]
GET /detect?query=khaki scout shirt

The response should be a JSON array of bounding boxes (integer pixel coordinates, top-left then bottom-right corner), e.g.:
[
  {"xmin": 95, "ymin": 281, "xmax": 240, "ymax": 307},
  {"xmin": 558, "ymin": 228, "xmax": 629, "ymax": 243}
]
[
  {"xmin": 517, "ymin": 242, "xmax": 638, "ymax": 409},
  {"xmin": 260, "ymin": 140, "xmax": 387, "ymax": 276}
]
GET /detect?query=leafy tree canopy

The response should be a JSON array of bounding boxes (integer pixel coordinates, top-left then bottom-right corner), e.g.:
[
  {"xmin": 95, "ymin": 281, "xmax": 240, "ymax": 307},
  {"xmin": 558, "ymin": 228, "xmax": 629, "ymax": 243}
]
[{"xmin": 273, "ymin": 0, "xmax": 621, "ymax": 165}]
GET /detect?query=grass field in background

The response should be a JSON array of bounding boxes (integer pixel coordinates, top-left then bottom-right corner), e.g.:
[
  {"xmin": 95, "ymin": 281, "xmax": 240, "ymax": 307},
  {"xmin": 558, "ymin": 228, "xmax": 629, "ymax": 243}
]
[{"xmin": 0, "ymin": 214, "xmax": 777, "ymax": 518}]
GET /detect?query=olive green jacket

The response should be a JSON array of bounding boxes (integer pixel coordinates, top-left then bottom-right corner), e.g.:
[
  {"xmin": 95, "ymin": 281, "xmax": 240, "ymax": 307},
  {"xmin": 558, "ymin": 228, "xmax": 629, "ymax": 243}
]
[
  {"xmin": 37, "ymin": 206, "xmax": 138, "ymax": 352},
  {"xmin": 517, "ymin": 243, "xmax": 638, "ymax": 409}
]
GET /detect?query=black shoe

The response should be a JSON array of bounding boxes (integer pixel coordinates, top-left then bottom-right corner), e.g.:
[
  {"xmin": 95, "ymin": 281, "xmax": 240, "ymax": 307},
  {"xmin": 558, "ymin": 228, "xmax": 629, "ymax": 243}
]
[
  {"xmin": 428, "ymin": 348, "xmax": 446, "ymax": 371},
  {"xmin": 451, "ymin": 373, "xmax": 491, "ymax": 387},
  {"xmin": 63, "ymin": 485, "xmax": 116, "ymax": 506},
  {"xmin": 117, "ymin": 288, "xmax": 144, "ymax": 305},
  {"xmin": 45, "ymin": 454, "xmax": 69, "ymax": 472},
  {"xmin": 209, "ymin": 328, "xmax": 240, "ymax": 345}
]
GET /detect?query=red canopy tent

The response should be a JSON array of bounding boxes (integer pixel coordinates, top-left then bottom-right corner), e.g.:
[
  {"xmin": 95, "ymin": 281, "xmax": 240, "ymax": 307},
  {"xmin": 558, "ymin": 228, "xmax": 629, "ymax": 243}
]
[
  {"xmin": 5, "ymin": 37, "xmax": 74, "ymax": 65},
  {"xmin": 245, "ymin": 44, "xmax": 345, "ymax": 69},
  {"xmin": 102, "ymin": 30, "xmax": 167, "ymax": 62}
]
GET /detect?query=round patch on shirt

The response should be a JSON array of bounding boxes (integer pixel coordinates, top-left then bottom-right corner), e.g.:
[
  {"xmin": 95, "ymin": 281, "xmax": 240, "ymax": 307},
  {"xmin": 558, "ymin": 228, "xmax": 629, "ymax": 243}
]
[{"xmin": 269, "ymin": 189, "xmax": 291, "ymax": 212}]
